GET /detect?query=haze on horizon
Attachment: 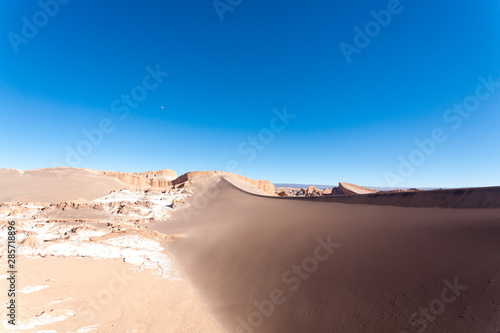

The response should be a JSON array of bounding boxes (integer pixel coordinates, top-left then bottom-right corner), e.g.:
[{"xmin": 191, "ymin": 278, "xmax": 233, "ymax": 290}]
[{"xmin": 1, "ymin": 0, "xmax": 500, "ymax": 188}]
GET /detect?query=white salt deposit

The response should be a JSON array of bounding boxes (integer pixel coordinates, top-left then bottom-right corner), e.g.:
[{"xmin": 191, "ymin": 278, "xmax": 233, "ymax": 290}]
[
  {"xmin": 19, "ymin": 285, "xmax": 50, "ymax": 294},
  {"xmin": 1, "ymin": 310, "xmax": 74, "ymax": 330}
]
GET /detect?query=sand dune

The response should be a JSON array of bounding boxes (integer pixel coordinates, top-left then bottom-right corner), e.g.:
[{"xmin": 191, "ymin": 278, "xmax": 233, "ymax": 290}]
[
  {"xmin": 2, "ymin": 168, "xmax": 500, "ymax": 332},
  {"xmin": 0, "ymin": 168, "xmax": 276, "ymax": 203},
  {"xmin": 248, "ymin": 183, "xmax": 500, "ymax": 209},
  {"xmin": 154, "ymin": 177, "xmax": 500, "ymax": 333},
  {"xmin": 0, "ymin": 168, "xmax": 126, "ymax": 203}
]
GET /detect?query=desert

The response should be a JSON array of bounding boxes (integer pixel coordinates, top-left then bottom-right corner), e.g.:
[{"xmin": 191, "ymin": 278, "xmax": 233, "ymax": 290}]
[
  {"xmin": 3, "ymin": 1, "xmax": 500, "ymax": 332},
  {"xmin": 0, "ymin": 167, "xmax": 499, "ymax": 332}
]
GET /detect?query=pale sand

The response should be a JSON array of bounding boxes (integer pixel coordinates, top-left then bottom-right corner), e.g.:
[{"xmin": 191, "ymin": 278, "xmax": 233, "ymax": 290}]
[
  {"xmin": 0, "ymin": 168, "xmax": 226, "ymax": 332},
  {"xmin": 0, "ymin": 257, "xmax": 224, "ymax": 332},
  {"xmin": 0, "ymin": 168, "xmax": 126, "ymax": 203},
  {"xmin": 153, "ymin": 177, "xmax": 500, "ymax": 333}
]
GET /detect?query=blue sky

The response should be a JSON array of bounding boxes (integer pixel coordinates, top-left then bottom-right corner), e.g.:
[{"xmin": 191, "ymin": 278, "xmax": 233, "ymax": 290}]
[{"xmin": 1, "ymin": 0, "xmax": 499, "ymax": 187}]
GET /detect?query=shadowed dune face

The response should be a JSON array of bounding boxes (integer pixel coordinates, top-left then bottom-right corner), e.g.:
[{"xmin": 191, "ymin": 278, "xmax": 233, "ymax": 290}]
[{"xmin": 155, "ymin": 179, "xmax": 500, "ymax": 333}]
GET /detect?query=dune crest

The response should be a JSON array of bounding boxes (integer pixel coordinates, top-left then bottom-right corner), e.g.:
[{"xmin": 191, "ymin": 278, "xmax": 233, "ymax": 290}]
[{"xmin": 155, "ymin": 177, "xmax": 500, "ymax": 333}]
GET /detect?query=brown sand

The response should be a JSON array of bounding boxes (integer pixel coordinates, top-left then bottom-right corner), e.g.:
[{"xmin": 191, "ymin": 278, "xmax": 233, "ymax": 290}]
[{"xmin": 153, "ymin": 177, "xmax": 500, "ymax": 333}]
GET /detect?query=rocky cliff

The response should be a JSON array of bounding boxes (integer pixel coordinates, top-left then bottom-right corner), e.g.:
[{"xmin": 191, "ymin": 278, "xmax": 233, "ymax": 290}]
[
  {"xmin": 94, "ymin": 169, "xmax": 177, "ymax": 187},
  {"xmin": 99, "ymin": 171, "xmax": 151, "ymax": 186},
  {"xmin": 137, "ymin": 169, "xmax": 177, "ymax": 180}
]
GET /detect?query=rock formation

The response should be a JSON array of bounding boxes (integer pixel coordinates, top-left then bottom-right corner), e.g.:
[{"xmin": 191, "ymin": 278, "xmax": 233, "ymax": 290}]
[
  {"xmin": 137, "ymin": 169, "xmax": 177, "ymax": 180},
  {"xmin": 89, "ymin": 168, "xmax": 178, "ymax": 188},
  {"xmin": 275, "ymin": 182, "xmax": 379, "ymax": 197},
  {"xmin": 338, "ymin": 182, "xmax": 378, "ymax": 195}
]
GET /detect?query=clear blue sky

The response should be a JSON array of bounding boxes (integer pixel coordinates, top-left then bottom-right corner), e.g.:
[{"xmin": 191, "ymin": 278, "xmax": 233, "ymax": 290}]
[{"xmin": 1, "ymin": 0, "xmax": 499, "ymax": 187}]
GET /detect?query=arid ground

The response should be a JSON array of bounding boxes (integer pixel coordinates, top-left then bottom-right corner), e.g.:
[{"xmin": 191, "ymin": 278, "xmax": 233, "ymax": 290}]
[{"xmin": 1, "ymin": 167, "xmax": 499, "ymax": 332}]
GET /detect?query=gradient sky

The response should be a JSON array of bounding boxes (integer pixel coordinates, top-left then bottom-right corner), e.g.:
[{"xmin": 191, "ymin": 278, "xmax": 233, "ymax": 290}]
[{"xmin": 1, "ymin": 0, "xmax": 500, "ymax": 187}]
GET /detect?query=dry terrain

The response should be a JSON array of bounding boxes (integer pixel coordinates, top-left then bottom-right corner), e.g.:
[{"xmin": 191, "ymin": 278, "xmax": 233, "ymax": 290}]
[{"xmin": 1, "ymin": 167, "xmax": 499, "ymax": 333}]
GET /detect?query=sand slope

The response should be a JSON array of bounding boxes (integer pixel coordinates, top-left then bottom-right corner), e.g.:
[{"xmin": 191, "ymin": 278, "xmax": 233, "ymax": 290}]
[
  {"xmin": 155, "ymin": 178, "xmax": 500, "ymax": 333},
  {"xmin": 0, "ymin": 168, "xmax": 126, "ymax": 203}
]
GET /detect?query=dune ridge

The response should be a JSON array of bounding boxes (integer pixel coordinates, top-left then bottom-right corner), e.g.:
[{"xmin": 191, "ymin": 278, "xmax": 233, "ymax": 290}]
[
  {"xmin": 232, "ymin": 180, "xmax": 500, "ymax": 209},
  {"xmin": 156, "ymin": 176, "xmax": 500, "ymax": 333}
]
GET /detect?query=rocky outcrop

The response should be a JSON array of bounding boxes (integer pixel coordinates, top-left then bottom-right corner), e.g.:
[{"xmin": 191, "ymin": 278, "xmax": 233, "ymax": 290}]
[
  {"xmin": 338, "ymin": 182, "xmax": 378, "ymax": 195},
  {"xmin": 171, "ymin": 171, "xmax": 275, "ymax": 196},
  {"xmin": 137, "ymin": 169, "xmax": 177, "ymax": 181},
  {"xmin": 296, "ymin": 186, "xmax": 325, "ymax": 197},
  {"xmin": 99, "ymin": 171, "xmax": 151, "ymax": 186},
  {"xmin": 330, "ymin": 187, "xmax": 344, "ymax": 195},
  {"xmin": 275, "ymin": 183, "xmax": 379, "ymax": 197},
  {"xmin": 96, "ymin": 169, "xmax": 177, "ymax": 187},
  {"xmin": 276, "ymin": 186, "xmax": 331, "ymax": 197},
  {"xmin": 149, "ymin": 179, "xmax": 173, "ymax": 187}
]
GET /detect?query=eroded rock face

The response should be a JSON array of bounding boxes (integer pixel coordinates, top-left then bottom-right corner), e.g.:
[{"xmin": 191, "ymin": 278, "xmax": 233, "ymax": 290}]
[
  {"xmin": 98, "ymin": 170, "xmax": 175, "ymax": 187},
  {"xmin": 138, "ymin": 169, "xmax": 178, "ymax": 180}
]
